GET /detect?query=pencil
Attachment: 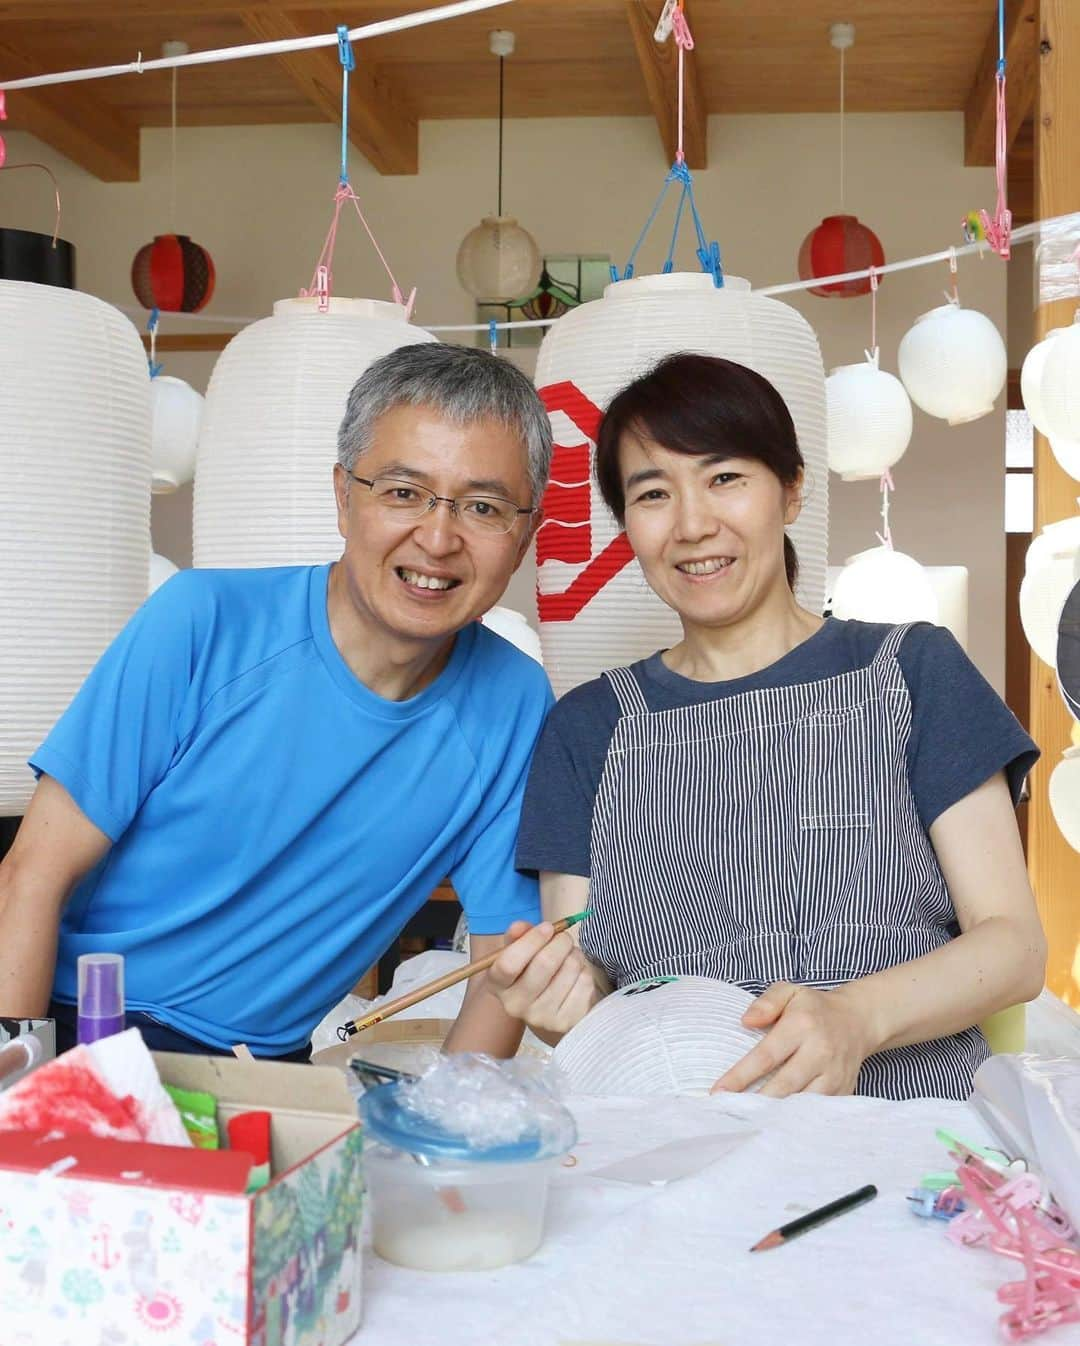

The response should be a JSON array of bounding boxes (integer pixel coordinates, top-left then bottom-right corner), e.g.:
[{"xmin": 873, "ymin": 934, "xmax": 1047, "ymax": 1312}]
[
  {"xmin": 749, "ymin": 1183, "xmax": 878, "ymax": 1252},
  {"xmin": 336, "ymin": 909, "xmax": 592, "ymax": 1041}
]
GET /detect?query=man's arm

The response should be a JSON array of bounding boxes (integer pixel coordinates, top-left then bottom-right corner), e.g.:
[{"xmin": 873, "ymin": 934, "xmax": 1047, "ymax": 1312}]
[{"xmin": 0, "ymin": 775, "xmax": 112, "ymax": 1017}]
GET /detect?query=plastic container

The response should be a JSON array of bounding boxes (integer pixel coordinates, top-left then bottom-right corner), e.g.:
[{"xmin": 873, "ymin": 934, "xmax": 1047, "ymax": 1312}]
[
  {"xmin": 359, "ymin": 1073, "xmax": 575, "ymax": 1273},
  {"xmin": 77, "ymin": 952, "xmax": 125, "ymax": 1045}
]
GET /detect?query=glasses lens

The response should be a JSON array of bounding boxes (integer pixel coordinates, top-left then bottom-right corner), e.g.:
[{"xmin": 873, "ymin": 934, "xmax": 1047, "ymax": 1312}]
[
  {"xmin": 459, "ymin": 496, "xmax": 519, "ymax": 534},
  {"xmin": 370, "ymin": 478, "xmax": 432, "ymax": 517}
]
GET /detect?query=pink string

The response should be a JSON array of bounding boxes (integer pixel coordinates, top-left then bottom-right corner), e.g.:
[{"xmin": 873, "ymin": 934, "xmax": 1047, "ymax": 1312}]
[
  {"xmin": 671, "ymin": 4, "xmax": 694, "ymax": 165},
  {"xmin": 979, "ymin": 71, "xmax": 1013, "ymax": 259},
  {"xmin": 0, "ymin": 90, "xmax": 6, "ymax": 168},
  {"xmin": 875, "ymin": 466, "xmax": 894, "ymax": 549},
  {"xmin": 869, "ymin": 266, "xmax": 879, "ymax": 355},
  {"xmin": 301, "ymin": 181, "xmax": 415, "ymax": 318}
]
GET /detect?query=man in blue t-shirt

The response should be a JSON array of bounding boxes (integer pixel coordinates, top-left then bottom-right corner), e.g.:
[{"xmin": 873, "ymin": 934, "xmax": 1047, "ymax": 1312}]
[{"xmin": 0, "ymin": 343, "xmax": 554, "ymax": 1060}]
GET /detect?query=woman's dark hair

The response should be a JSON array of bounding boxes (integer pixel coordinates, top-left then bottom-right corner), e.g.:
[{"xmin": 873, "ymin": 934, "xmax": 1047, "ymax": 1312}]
[{"xmin": 595, "ymin": 353, "xmax": 804, "ymax": 589}]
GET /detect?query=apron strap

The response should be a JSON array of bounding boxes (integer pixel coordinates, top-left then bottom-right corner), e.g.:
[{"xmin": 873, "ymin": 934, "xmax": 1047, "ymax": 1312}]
[
  {"xmin": 602, "ymin": 666, "xmax": 650, "ymax": 717},
  {"xmin": 870, "ymin": 623, "xmax": 914, "ymax": 667}
]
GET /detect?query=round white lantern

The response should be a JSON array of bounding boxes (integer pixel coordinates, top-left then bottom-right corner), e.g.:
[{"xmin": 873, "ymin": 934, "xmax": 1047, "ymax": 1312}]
[
  {"xmin": 1025, "ymin": 516, "xmax": 1080, "ymax": 577},
  {"xmin": 1020, "ymin": 328, "xmax": 1065, "ymax": 437},
  {"xmin": 826, "ymin": 356, "xmax": 913, "ymax": 480},
  {"xmin": 480, "ymin": 606, "xmax": 543, "ymax": 664},
  {"xmin": 1050, "ymin": 435, "xmax": 1080, "ymax": 482},
  {"xmin": 1040, "ymin": 320, "xmax": 1080, "ymax": 444},
  {"xmin": 1019, "ymin": 517, "xmax": 1080, "ymax": 668},
  {"xmin": 149, "ymin": 552, "xmax": 179, "ymax": 593},
  {"xmin": 1048, "ymin": 748, "xmax": 1080, "ymax": 853},
  {"xmin": 194, "ymin": 297, "xmax": 436, "ymax": 567},
  {"xmin": 456, "ymin": 215, "xmax": 541, "ymax": 303},
  {"xmin": 830, "ymin": 546, "xmax": 939, "ymax": 625},
  {"xmin": 150, "ymin": 374, "xmax": 203, "ymax": 493},
  {"xmin": 897, "ymin": 303, "xmax": 1007, "ymax": 425},
  {"xmin": 533, "ymin": 272, "xmax": 829, "ymax": 696},
  {"xmin": 0, "ymin": 281, "xmax": 151, "ymax": 813}
]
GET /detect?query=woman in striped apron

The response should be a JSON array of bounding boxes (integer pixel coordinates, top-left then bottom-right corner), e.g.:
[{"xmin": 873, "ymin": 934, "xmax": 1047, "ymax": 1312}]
[{"xmin": 490, "ymin": 354, "xmax": 1046, "ymax": 1101}]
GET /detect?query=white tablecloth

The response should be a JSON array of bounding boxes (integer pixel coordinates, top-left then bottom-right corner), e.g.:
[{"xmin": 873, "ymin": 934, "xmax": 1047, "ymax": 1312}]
[{"xmin": 350, "ymin": 1091, "xmax": 1080, "ymax": 1346}]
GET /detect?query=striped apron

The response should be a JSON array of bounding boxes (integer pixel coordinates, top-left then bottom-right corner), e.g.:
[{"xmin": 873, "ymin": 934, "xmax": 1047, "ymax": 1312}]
[{"xmin": 581, "ymin": 624, "xmax": 990, "ymax": 1101}]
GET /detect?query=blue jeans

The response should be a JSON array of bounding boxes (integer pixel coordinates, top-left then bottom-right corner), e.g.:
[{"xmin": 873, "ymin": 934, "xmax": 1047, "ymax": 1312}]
[{"xmin": 48, "ymin": 1000, "xmax": 311, "ymax": 1063}]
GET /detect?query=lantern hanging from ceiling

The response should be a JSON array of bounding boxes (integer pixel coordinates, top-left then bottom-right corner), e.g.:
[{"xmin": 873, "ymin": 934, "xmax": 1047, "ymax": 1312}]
[
  {"xmin": 1019, "ymin": 517, "xmax": 1080, "ymax": 668},
  {"xmin": 533, "ymin": 271, "xmax": 829, "ymax": 697},
  {"xmin": 1020, "ymin": 327, "xmax": 1066, "ymax": 437},
  {"xmin": 825, "ymin": 354, "xmax": 913, "ymax": 480},
  {"xmin": 131, "ymin": 233, "xmax": 216, "ymax": 313},
  {"xmin": 897, "ymin": 303, "xmax": 1007, "ymax": 425},
  {"xmin": 0, "ymin": 281, "xmax": 150, "ymax": 813},
  {"xmin": 1037, "ymin": 319, "xmax": 1080, "ymax": 444},
  {"xmin": 150, "ymin": 374, "xmax": 203, "ymax": 493},
  {"xmin": 829, "ymin": 547, "xmax": 939, "ymax": 626},
  {"xmin": 1050, "ymin": 435, "xmax": 1080, "ymax": 482},
  {"xmin": 1049, "ymin": 748, "xmax": 1080, "ymax": 853},
  {"xmin": 194, "ymin": 296, "xmax": 436, "ymax": 567},
  {"xmin": 149, "ymin": 552, "xmax": 179, "ymax": 594},
  {"xmin": 798, "ymin": 215, "xmax": 885, "ymax": 299}
]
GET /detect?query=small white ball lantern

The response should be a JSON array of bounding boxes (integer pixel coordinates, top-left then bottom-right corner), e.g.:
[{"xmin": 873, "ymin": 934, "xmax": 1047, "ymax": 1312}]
[
  {"xmin": 1040, "ymin": 320, "xmax": 1080, "ymax": 444},
  {"xmin": 456, "ymin": 216, "xmax": 541, "ymax": 304},
  {"xmin": 830, "ymin": 546, "xmax": 939, "ymax": 625},
  {"xmin": 1020, "ymin": 329, "xmax": 1064, "ymax": 437},
  {"xmin": 1049, "ymin": 748, "xmax": 1080, "ymax": 853},
  {"xmin": 481, "ymin": 606, "xmax": 543, "ymax": 664},
  {"xmin": 1050, "ymin": 435, "xmax": 1080, "ymax": 482},
  {"xmin": 897, "ymin": 304, "xmax": 1007, "ymax": 425},
  {"xmin": 826, "ymin": 356, "xmax": 913, "ymax": 480},
  {"xmin": 149, "ymin": 552, "xmax": 179, "ymax": 594},
  {"xmin": 1020, "ymin": 518, "xmax": 1080, "ymax": 668},
  {"xmin": 150, "ymin": 374, "xmax": 203, "ymax": 493}
]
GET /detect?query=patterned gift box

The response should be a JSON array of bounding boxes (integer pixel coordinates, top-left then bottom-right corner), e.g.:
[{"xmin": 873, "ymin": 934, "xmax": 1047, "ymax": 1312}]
[{"xmin": 0, "ymin": 1053, "xmax": 364, "ymax": 1346}]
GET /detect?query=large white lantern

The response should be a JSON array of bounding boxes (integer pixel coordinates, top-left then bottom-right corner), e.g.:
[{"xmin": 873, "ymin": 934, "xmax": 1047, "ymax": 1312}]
[
  {"xmin": 481, "ymin": 606, "xmax": 543, "ymax": 664},
  {"xmin": 194, "ymin": 297, "xmax": 436, "ymax": 566},
  {"xmin": 456, "ymin": 216, "xmax": 541, "ymax": 304},
  {"xmin": 150, "ymin": 375, "xmax": 203, "ymax": 493},
  {"xmin": 897, "ymin": 303, "xmax": 1007, "ymax": 425},
  {"xmin": 149, "ymin": 552, "xmax": 179, "ymax": 594},
  {"xmin": 0, "ymin": 281, "xmax": 151, "ymax": 812},
  {"xmin": 1049, "ymin": 748, "xmax": 1080, "ymax": 853},
  {"xmin": 1020, "ymin": 517, "xmax": 1080, "ymax": 668},
  {"xmin": 533, "ymin": 272, "xmax": 829, "ymax": 696},
  {"xmin": 826, "ymin": 355, "xmax": 913, "ymax": 480},
  {"xmin": 1020, "ymin": 328, "xmax": 1065, "ymax": 437},
  {"xmin": 1050, "ymin": 435, "xmax": 1080, "ymax": 482},
  {"xmin": 1039, "ymin": 320, "xmax": 1080, "ymax": 444},
  {"xmin": 830, "ymin": 546, "xmax": 939, "ymax": 625}
]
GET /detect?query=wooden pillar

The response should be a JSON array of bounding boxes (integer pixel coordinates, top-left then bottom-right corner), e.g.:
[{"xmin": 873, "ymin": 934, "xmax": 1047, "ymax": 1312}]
[{"xmin": 1028, "ymin": 0, "xmax": 1080, "ymax": 1006}]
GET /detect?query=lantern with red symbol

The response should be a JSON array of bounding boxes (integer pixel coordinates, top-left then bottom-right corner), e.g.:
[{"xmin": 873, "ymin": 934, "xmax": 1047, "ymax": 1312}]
[
  {"xmin": 131, "ymin": 233, "xmax": 215, "ymax": 312},
  {"xmin": 797, "ymin": 215, "xmax": 884, "ymax": 298}
]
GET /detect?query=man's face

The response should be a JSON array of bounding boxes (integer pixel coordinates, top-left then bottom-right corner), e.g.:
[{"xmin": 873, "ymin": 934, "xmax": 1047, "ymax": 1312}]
[{"xmin": 333, "ymin": 403, "xmax": 538, "ymax": 649}]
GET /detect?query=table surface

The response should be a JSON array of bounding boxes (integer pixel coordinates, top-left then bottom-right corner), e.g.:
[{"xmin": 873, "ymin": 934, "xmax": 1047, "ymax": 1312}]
[{"xmin": 349, "ymin": 1090, "xmax": 1080, "ymax": 1346}]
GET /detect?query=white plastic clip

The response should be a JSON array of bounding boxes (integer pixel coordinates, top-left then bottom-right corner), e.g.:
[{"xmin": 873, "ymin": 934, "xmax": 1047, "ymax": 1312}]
[
  {"xmin": 135, "ymin": 50, "xmax": 144, "ymax": 75},
  {"xmin": 654, "ymin": 0, "xmax": 680, "ymax": 43}
]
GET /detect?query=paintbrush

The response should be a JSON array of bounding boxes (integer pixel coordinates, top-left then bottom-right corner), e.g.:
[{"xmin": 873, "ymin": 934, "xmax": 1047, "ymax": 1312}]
[{"xmin": 337, "ymin": 908, "xmax": 591, "ymax": 1041}]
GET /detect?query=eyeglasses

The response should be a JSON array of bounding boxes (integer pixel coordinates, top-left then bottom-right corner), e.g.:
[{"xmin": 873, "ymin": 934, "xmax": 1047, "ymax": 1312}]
[{"xmin": 347, "ymin": 473, "xmax": 535, "ymax": 537}]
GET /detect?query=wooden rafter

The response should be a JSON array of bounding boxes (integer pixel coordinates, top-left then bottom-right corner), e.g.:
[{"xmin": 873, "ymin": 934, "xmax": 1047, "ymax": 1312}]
[
  {"xmin": 964, "ymin": 0, "xmax": 1037, "ymax": 167},
  {"xmin": 238, "ymin": 9, "xmax": 417, "ymax": 175},
  {"xmin": 625, "ymin": 0, "xmax": 707, "ymax": 170},
  {"xmin": 0, "ymin": 35, "xmax": 139, "ymax": 180}
]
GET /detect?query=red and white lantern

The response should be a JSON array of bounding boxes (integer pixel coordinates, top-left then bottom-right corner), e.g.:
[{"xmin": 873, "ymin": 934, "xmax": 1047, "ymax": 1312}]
[{"xmin": 534, "ymin": 272, "xmax": 829, "ymax": 695}]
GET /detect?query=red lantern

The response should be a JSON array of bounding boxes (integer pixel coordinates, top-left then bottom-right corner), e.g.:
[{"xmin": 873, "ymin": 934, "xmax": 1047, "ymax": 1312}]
[
  {"xmin": 131, "ymin": 233, "xmax": 215, "ymax": 312},
  {"xmin": 797, "ymin": 214, "xmax": 884, "ymax": 298}
]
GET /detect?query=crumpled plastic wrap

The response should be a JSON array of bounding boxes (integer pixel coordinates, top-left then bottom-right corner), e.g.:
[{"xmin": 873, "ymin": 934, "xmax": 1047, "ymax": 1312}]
[{"xmin": 1035, "ymin": 211, "xmax": 1080, "ymax": 304}]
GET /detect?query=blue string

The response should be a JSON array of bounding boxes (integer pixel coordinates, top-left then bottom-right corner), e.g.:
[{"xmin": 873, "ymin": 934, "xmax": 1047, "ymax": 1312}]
[
  {"xmin": 616, "ymin": 159, "xmax": 722, "ymax": 287},
  {"xmin": 997, "ymin": 0, "xmax": 1005, "ymax": 75},
  {"xmin": 337, "ymin": 26, "xmax": 354, "ymax": 185},
  {"xmin": 146, "ymin": 307, "xmax": 162, "ymax": 379}
]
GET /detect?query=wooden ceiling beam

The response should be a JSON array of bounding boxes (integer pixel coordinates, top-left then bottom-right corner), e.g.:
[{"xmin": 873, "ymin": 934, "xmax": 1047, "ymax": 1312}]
[
  {"xmin": 238, "ymin": 8, "xmax": 417, "ymax": 175},
  {"xmin": 625, "ymin": 0, "xmax": 707, "ymax": 169},
  {"xmin": 964, "ymin": 0, "xmax": 1037, "ymax": 166},
  {"xmin": 0, "ymin": 35, "xmax": 140, "ymax": 180}
]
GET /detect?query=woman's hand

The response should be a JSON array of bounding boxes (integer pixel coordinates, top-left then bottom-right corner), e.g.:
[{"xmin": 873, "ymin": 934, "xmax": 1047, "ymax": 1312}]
[
  {"xmin": 710, "ymin": 982, "xmax": 877, "ymax": 1097},
  {"xmin": 485, "ymin": 920, "xmax": 602, "ymax": 1039}
]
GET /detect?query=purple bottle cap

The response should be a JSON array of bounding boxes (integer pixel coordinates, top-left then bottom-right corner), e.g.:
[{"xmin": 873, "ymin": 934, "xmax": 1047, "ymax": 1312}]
[{"xmin": 77, "ymin": 953, "xmax": 125, "ymax": 1044}]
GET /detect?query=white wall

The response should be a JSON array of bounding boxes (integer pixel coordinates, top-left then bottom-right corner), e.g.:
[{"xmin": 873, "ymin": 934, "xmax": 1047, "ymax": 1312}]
[{"xmin": 2, "ymin": 110, "xmax": 1009, "ymax": 685}]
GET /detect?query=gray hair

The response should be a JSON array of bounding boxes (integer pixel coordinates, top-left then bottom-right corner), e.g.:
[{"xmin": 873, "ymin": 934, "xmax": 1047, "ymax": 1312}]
[{"xmin": 337, "ymin": 343, "xmax": 553, "ymax": 506}]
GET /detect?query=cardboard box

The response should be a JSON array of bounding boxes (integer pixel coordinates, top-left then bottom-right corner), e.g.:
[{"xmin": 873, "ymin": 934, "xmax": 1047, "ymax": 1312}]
[{"xmin": 0, "ymin": 1052, "xmax": 364, "ymax": 1346}]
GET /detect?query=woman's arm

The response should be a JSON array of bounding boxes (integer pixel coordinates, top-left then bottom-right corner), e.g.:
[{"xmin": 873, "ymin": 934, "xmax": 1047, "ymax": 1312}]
[
  {"xmin": 485, "ymin": 872, "xmax": 612, "ymax": 1047},
  {"xmin": 715, "ymin": 771, "xmax": 1047, "ymax": 1096}
]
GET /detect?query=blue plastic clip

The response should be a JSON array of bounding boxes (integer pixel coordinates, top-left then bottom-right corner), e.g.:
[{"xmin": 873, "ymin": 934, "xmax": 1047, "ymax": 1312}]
[
  {"xmin": 337, "ymin": 25, "xmax": 355, "ymax": 71},
  {"xmin": 488, "ymin": 317, "xmax": 498, "ymax": 355},
  {"xmin": 697, "ymin": 239, "xmax": 723, "ymax": 288},
  {"xmin": 146, "ymin": 307, "xmax": 162, "ymax": 378}
]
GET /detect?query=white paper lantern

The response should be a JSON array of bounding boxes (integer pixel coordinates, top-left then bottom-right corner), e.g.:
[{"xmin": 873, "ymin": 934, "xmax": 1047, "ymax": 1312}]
[
  {"xmin": 826, "ymin": 356, "xmax": 913, "ymax": 480},
  {"xmin": 1040, "ymin": 321, "xmax": 1080, "ymax": 445},
  {"xmin": 194, "ymin": 297, "xmax": 436, "ymax": 567},
  {"xmin": 0, "ymin": 281, "xmax": 151, "ymax": 812},
  {"xmin": 1049, "ymin": 748, "xmax": 1080, "ymax": 853},
  {"xmin": 480, "ymin": 605, "xmax": 543, "ymax": 664},
  {"xmin": 150, "ymin": 375, "xmax": 203, "ymax": 493},
  {"xmin": 455, "ymin": 216, "xmax": 541, "ymax": 303},
  {"xmin": 897, "ymin": 303, "xmax": 1007, "ymax": 425},
  {"xmin": 830, "ymin": 547, "xmax": 939, "ymax": 625},
  {"xmin": 1050, "ymin": 435, "xmax": 1080, "ymax": 482},
  {"xmin": 1020, "ymin": 329, "xmax": 1065, "ymax": 437},
  {"xmin": 925, "ymin": 566, "xmax": 969, "ymax": 649},
  {"xmin": 1021, "ymin": 518, "xmax": 1080, "ymax": 668},
  {"xmin": 533, "ymin": 272, "xmax": 829, "ymax": 696},
  {"xmin": 149, "ymin": 552, "xmax": 179, "ymax": 593}
]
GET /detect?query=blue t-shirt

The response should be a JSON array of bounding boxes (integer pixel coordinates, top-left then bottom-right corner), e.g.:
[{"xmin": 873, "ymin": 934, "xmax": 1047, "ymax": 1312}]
[
  {"xmin": 516, "ymin": 619, "xmax": 1038, "ymax": 877},
  {"xmin": 32, "ymin": 564, "xmax": 552, "ymax": 1054}
]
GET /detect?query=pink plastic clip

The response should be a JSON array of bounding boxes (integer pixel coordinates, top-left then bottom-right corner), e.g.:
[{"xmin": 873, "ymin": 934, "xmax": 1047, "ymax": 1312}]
[
  {"xmin": 315, "ymin": 264, "xmax": 330, "ymax": 313},
  {"xmin": 0, "ymin": 90, "xmax": 7, "ymax": 170},
  {"xmin": 671, "ymin": 5, "xmax": 695, "ymax": 50}
]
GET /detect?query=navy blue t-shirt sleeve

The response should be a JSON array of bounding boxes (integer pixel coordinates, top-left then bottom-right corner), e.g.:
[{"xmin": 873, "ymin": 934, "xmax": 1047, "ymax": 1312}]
[
  {"xmin": 515, "ymin": 677, "xmax": 620, "ymax": 877},
  {"xmin": 897, "ymin": 623, "xmax": 1039, "ymax": 830}
]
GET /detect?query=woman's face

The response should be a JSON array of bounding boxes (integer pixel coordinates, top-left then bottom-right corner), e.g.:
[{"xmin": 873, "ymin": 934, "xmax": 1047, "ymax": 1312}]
[{"xmin": 618, "ymin": 429, "xmax": 803, "ymax": 630}]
